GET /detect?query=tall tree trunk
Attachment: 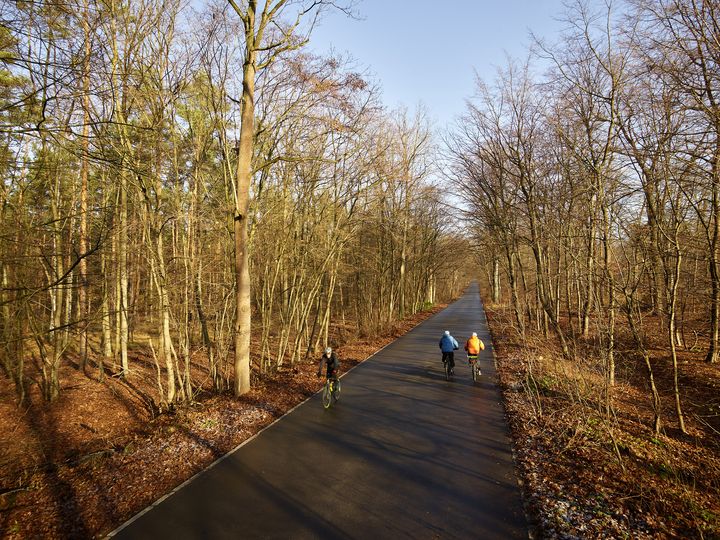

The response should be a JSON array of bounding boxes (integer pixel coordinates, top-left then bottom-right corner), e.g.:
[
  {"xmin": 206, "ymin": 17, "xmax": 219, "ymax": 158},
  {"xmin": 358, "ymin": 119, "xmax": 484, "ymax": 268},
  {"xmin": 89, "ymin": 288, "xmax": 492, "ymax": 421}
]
[
  {"xmin": 158, "ymin": 260, "xmax": 178, "ymax": 404},
  {"xmin": 78, "ymin": 0, "xmax": 90, "ymax": 373},
  {"xmin": 46, "ymin": 171, "xmax": 65, "ymax": 401},
  {"xmin": 232, "ymin": 30, "xmax": 256, "ymax": 396},
  {"xmin": 704, "ymin": 98, "xmax": 720, "ymax": 364},
  {"xmin": 602, "ymin": 199, "xmax": 616, "ymax": 388},
  {"xmin": 706, "ymin": 189, "xmax": 720, "ymax": 364},
  {"xmin": 110, "ymin": 0, "xmax": 129, "ymax": 376},
  {"xmin": 581, "ymin": 199, "xmax": 597, "ymax": 338}
]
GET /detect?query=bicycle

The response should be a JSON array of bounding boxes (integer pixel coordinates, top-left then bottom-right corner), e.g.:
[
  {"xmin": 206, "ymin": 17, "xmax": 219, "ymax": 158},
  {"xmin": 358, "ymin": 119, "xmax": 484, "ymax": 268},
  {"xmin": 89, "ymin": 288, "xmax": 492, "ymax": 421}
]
[
  {"xmin": 322, "ymin": 376, "xmax": 341, "ymax": 409},
  {"xmin": 442, "ymin": 356, "xmax": 454, "ymax": 381},
  {"xmin": 467, "ymin": 354, "xmax": 481, "ymax": 382}
]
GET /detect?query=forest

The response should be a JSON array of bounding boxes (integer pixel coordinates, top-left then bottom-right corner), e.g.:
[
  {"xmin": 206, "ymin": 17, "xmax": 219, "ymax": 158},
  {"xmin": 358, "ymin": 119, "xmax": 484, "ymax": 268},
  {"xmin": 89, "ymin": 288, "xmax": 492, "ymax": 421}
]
[
  {"xmin": 450, "ymin": 0, "xmax": 720, "ymax": 436},
  {"xmin": 1, "ymin": 0, "xmax": 466, "ymax": 407},
  {"xmin": 1, "ymin": 0, "xmax": 719, "ymax": 538}
]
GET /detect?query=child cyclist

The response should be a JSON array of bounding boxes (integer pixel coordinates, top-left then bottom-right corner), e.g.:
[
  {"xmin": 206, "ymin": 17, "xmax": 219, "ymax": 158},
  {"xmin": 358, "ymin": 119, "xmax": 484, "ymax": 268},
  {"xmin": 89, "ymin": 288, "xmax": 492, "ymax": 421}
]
[{"xmin": 464, "ymin": 332, "xmax": 485, "ymax": 374}]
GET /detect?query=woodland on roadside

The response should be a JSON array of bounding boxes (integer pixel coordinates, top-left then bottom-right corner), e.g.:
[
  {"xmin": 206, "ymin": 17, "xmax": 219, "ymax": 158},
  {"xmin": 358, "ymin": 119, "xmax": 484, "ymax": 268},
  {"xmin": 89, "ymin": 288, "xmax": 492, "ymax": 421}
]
[
  {"xmin": 1, "ymin": 0, "xmax": 719, "ymax": 538},
  {"xmin": 0, "ymin": 0, "xmax": 465, "ymax": 408},
  {"xmin": 449, "ymin": 1, "xmax": 720, "ymax": 537}
]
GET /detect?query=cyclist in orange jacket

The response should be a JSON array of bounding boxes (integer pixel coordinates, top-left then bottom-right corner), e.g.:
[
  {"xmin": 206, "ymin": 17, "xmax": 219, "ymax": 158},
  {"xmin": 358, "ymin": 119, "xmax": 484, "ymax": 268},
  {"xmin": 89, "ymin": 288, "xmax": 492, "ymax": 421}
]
[
  {"xmin": 465, "ymin": 332, "xmax": 484, "ymax": 355},
  {"xmin": 464, "ymin": 332, "xmax": 485, "ymax": 373}
]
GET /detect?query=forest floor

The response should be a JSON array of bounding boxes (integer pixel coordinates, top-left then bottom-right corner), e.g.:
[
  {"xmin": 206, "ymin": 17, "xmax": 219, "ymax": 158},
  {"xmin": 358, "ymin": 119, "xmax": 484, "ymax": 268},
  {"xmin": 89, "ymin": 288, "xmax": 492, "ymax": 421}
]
[
  {"xmin": 486, "ymin": 303, "xmax": 720, "ymax": 539},
  {"xmin": 2, "ymin": 297, "xmax": 719, "ymax": 539}
]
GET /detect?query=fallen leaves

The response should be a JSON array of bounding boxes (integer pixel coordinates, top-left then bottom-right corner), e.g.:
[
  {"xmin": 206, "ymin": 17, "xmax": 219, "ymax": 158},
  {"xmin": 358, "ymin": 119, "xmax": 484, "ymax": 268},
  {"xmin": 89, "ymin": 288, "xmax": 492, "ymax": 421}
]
[
  {"xmin": 0, "ymin": 304, "xmax": 448, "ymax": 539},
  {"xmin": 490, "ymin": 304, "xmax": 720, "ymax": 539}
]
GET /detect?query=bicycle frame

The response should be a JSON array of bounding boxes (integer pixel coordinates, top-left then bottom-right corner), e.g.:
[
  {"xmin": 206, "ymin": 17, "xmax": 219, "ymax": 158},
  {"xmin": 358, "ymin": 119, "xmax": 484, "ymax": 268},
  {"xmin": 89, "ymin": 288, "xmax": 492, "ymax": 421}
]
[
  {"xmin": 322, "ymin": 376, "xmax": 340, "ymax": 409},
  {"xmin": 467, "ymin": 354, "xmax": 480, "ymax": 382}
]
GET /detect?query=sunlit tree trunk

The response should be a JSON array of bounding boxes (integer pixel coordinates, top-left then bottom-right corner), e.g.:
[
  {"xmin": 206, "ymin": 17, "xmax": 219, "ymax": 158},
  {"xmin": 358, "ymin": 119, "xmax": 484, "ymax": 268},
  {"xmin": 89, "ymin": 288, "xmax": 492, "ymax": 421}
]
[{"xmin": 78, "ymin": 0, "xmax": 91, "ymax": 373}]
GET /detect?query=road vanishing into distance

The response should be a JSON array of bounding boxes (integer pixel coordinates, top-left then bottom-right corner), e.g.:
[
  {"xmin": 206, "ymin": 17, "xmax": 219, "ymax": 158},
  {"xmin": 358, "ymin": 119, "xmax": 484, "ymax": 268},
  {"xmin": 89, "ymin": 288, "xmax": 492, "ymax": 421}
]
[{"xmin": 110, "ymin": 283, "xmax": 527, "ymax": 539}]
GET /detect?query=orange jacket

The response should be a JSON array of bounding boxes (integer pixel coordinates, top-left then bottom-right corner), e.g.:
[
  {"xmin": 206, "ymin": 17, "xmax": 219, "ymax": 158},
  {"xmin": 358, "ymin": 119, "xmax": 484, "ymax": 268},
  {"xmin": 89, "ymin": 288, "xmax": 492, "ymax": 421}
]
[{"xmin": 464, "ymin": 336, "xmax": 484, "ymax": 355}]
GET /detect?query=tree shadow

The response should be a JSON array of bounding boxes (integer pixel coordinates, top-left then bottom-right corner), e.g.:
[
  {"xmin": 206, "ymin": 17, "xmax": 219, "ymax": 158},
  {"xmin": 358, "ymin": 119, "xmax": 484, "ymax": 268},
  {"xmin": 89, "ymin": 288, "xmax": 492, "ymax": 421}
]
[{"xmin": 14, "ymin": 405, "xmax": 92, "ymax": 539}]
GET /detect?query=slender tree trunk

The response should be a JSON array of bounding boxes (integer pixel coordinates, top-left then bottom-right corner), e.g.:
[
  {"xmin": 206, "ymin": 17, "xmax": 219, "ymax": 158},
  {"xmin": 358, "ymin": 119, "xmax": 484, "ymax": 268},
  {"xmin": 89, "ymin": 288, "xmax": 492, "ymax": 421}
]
[
  {"xmin": 317, "ymin": 256, "xmax": 339, "ymax": 351},
  {"xmin": 113, "ymin": 203, "xmax": 121, "ymax": 365},
  {"xmin": 109, "ymin": 1, "xmax": 129, "ymax": 376},
  {"xmin": 233, "ymin": 40, "xmax": 256, "ymax": 396},
  {"xmin": 492, "ymin": 257, "xmax": 501, "ymax": 303},
  {"xmin": 602, "ymin": 201, "xmax": 616, "ymax": 388},
  {"xmin": 669, "ymin": 246, "xmax": 687, "ymax": 433},
  {"xmin": 119, "ymin": 170, "xmax": 129, "ymax": 375},
  {"xmin": 706, "ymin": 133, "xmax": 720, "ymax": 364},
  {"xmin": 706, "ymin": 242, "xmax": 720, "ymax": 364},
  {"xmin": 154, "ymin": 232, "xmax": 178, "ymax": 404},
  {"xmin": 426, "ymin": 270, "xmax": 435, "ymax": 305},
  {"xmin": 100, "ymin": 247, "xmax": 112, "ymax": 378},
  {"xmin": 506, "ymin": 247, "xmax": 524, "ymax": 336},
  {"xmin": 78, "ymin": 0, "xmax": 90, "ymax": 373},
  {"xmin": 47, "ymin": 171, "xmax": 65, "ymax": 401},
  {"xmin": 581, "ymin": 196, "xmax": 597, "ymax": 337}
]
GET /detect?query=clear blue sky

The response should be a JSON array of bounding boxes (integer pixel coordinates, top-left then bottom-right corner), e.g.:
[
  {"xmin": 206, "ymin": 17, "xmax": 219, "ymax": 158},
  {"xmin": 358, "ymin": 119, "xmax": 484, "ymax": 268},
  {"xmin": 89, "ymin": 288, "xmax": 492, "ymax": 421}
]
[{"xmin": 309, "ymin": 0, "xmax": 569, "ymax": 129}]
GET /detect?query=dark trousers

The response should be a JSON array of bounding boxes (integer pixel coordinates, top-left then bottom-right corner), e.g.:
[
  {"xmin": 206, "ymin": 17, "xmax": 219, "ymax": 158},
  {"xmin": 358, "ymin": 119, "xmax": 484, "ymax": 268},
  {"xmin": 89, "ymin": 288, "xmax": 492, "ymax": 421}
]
[{"xmin": 441, "ymin": 351, "xmax": 455, "ymax": 369}]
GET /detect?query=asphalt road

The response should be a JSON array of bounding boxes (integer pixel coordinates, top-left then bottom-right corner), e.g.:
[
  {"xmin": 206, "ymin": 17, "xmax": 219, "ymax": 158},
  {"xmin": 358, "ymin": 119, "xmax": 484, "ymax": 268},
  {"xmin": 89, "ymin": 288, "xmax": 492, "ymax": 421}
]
[{"xmin": 110, "ymin": 283, "xmax": 527, "ymax": 539}]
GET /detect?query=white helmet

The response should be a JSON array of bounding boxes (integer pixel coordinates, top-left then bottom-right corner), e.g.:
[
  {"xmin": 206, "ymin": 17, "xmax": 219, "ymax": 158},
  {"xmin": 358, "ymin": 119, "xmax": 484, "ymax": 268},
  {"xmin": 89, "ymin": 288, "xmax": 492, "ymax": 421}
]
[
  {"xmin": 324, "ymin": 347, "xmax": 332, "ymax": 355},
  {"xmin": 472, "ymin": 332, "xmax": 477, "ymax": 337},
  {"xmin": 444, "ymin": 330, "xmax": 450, "ymax": 335}
]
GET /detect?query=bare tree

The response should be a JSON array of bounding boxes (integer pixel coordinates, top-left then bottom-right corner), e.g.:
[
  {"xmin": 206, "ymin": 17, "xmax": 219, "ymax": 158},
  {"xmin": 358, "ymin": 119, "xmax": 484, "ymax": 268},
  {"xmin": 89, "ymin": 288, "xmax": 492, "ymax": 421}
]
[
  {"xmin": 630, "ymin": 0, "xmax": 720, "ymax": 363},
  {"xmin": 225, "ymin": 0, "xmax": 350, "ymax": 395}
]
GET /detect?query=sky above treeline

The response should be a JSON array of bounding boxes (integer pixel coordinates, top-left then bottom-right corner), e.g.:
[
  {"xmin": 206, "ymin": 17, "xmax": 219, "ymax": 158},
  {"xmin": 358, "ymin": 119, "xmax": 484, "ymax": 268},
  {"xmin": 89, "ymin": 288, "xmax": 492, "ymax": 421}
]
[{"xmin": 309, "ymin": 0, "xmax": 570, "ymax": 130}]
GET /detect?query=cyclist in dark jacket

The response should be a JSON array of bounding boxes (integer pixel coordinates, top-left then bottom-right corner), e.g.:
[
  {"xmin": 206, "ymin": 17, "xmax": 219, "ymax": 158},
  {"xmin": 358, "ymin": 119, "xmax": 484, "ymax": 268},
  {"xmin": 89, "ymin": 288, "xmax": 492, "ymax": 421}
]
[
  {"xmin": 439, "ymin": 330, "xmax": 459, "ymax": 375},
  {"xmin": 317, "ymin": 347, "xmax": 339, "ymax": 380}
]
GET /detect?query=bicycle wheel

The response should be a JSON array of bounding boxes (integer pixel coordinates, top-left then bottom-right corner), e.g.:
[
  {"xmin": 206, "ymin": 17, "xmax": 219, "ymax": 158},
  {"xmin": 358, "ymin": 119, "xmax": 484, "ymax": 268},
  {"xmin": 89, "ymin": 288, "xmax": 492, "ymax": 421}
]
[
  {"xmin": 444, "ymin": 360, "xmax": 451, "ymax": 381},
  {"xmin": 471, "ymin": 361, "xmax": 478, "ymax": 382},
  {"xmin": 322, "ymin": 381, "xmax": 333, "ymax": 409},
  {"xmin": 332, "ymin": 379, "xmax": 341, "ymax": 403}
]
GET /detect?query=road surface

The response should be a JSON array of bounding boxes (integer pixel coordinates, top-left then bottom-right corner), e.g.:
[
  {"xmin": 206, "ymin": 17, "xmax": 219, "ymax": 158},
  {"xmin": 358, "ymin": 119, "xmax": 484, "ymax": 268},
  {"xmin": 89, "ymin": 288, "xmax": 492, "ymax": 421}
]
[{"xmin": 110, "ymin": 283, "xmax": 527, "ymax": 539}]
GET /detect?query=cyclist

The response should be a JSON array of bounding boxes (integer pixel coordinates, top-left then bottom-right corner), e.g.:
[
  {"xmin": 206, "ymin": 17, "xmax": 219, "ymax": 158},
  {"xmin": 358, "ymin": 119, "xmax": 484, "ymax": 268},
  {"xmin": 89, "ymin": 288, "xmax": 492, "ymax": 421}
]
[
  {"xmin": 439, "ymin": 330, "xmax": 459, "ymax": 375},
  {"xmin": 317, "ymin": 347, "xmax": 339, "ymax": 381},
  {"xmin": 464, "ymin": 332, "xmax": 485, "ymax": 374}
]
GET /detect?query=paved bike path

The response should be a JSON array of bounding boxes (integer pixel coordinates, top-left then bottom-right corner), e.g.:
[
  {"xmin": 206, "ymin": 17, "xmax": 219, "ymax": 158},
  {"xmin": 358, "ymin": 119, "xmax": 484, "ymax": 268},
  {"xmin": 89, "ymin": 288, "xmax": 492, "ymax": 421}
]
[{"xmin": 111, "ymin": 283, "xmax": 527, "ymax": 539}]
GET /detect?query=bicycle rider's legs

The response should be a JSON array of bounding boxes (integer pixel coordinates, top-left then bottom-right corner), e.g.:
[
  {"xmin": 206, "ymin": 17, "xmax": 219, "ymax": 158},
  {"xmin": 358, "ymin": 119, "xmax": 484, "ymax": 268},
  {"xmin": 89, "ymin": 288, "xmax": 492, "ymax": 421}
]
[
  {"xmin": 326, "ymin": 368, "xmax": 338, "ymax": 384},
  {"xmin": 442, "ymin": 351, "xmax": 455, "ymax": 373}
]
